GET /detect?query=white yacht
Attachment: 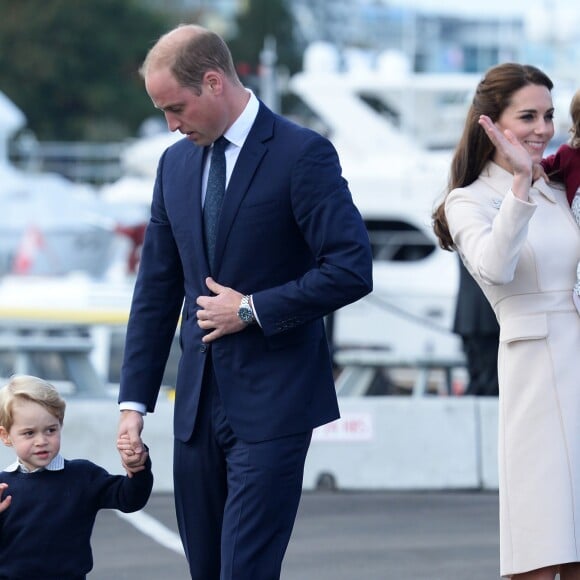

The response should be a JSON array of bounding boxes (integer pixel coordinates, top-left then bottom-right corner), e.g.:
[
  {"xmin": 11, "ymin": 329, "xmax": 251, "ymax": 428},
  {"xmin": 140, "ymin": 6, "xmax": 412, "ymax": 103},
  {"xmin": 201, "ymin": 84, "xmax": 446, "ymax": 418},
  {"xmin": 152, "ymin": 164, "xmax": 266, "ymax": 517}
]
[
  {"xmin": 288, "ymin": 44, "xmax": 479, "ymax": 376},
  {"xmin": 0, "ymin": 91, "xmax": 145, "ymax": 279}
]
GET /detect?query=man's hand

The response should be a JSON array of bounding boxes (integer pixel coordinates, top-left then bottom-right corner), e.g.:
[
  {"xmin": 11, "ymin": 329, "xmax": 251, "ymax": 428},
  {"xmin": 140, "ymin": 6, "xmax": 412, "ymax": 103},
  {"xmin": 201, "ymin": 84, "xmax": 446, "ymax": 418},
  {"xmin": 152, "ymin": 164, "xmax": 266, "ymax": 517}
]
[
  {"xmin": 196, "ymin": 277, "xmax": 247, "ymax": 342},
  {"xmin": 0, "ymin": 483, "xmax": 11, "ymax": 512},
  {"xmin": 117, "ymin": 410, "xmax": 146, "ymax": 478}
]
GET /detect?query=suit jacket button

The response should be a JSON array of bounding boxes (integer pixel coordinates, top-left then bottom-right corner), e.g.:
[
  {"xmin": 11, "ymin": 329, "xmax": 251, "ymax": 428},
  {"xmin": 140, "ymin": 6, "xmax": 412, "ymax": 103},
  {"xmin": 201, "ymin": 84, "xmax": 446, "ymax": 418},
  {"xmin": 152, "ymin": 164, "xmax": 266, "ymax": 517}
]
[{"xmin": 200, "ymin": 344, "xmax": 208, "ymax": 353}]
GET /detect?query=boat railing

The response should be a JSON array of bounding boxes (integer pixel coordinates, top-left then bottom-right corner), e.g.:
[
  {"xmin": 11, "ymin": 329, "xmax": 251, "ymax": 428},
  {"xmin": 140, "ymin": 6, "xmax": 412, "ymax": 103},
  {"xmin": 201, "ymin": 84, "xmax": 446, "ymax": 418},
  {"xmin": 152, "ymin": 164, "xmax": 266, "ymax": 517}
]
[
  {"xmin": 0, "ymin": 321, "xmax": 110, "ymax": 397},
  {"xmin": 334, "ymin": 346, "xmax": 466, "ymax": 397}
]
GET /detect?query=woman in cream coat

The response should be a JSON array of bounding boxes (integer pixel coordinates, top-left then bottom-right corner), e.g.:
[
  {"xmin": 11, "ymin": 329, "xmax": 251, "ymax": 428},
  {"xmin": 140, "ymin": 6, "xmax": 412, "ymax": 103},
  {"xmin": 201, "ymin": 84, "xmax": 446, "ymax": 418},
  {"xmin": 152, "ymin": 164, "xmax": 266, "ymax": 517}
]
[{"xmin": 433, "ymin": 63, "xmax": 580, "ymax": 579}]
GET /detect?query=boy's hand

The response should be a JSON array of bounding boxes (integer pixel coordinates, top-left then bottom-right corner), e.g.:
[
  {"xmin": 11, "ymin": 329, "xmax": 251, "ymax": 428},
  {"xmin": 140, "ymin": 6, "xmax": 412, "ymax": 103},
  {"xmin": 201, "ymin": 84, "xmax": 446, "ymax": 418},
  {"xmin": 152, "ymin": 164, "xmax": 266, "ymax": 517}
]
[
  {"xmin": 0, "ymin": 483, "xmax": 11, "ymax": 512},
  {"xmin": 532, "ymin": 162, "xmax": 549, "ymax": 183},
  {"xmin": 120, "ymin": 447, "xmax": 149, "ymax": 475},
  {"xmin": 117, "ymin": 434, "xmax": 148, "ymax": 477},
  {"xmin": 117, "ymin": 411, "xmax": 146, "ymax": 478}
]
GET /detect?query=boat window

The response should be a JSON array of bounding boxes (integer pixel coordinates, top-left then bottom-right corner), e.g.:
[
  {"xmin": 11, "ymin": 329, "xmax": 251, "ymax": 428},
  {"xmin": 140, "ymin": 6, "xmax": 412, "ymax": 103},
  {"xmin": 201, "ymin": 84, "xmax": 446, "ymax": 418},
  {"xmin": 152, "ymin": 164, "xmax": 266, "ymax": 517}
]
[
  {"xmin": 358, "ymin": 93, "xmax": 401, "ymax": 127},
  {"xmin": 365, "ymin": 219, "xmax": 435, "ymax": 262}
]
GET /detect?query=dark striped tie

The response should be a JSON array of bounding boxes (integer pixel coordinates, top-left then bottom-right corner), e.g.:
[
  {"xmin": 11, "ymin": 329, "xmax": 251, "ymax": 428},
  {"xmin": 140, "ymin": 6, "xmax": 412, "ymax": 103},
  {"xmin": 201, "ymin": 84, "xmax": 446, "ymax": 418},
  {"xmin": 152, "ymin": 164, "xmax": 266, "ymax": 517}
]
[{"xmin": 203, "ymin": 136, "xmax": 228, "ymax": 271}]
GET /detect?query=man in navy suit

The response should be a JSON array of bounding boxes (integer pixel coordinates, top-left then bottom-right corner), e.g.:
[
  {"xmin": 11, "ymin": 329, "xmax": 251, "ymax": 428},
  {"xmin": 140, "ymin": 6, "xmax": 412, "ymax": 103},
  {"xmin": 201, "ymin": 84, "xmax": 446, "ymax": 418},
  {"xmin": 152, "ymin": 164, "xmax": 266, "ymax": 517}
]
[{"xmin": 117, "ymin": 24, "xmax": 373, "ymax": 580}]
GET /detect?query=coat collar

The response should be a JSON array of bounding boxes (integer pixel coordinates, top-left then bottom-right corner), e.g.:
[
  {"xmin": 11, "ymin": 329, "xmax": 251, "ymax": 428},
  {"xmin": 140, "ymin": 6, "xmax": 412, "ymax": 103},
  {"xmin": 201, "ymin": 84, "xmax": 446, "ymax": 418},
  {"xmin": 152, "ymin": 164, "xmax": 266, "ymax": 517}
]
[{"xmin": 480, "ymin": 161, "xmax": 556, "ymax": 204}]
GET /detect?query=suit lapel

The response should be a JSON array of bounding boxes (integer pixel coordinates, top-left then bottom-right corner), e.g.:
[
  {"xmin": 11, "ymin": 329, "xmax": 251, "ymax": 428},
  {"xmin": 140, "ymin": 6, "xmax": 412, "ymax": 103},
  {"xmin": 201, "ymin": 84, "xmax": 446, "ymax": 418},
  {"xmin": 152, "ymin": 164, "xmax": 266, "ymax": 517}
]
[
  {"xmin": 177, "ymin": 142, "xmax": 210, "ymax": 273},
  {"xmin": 213, "ymin": 105, "xmax": 274, "ymax": 274}
]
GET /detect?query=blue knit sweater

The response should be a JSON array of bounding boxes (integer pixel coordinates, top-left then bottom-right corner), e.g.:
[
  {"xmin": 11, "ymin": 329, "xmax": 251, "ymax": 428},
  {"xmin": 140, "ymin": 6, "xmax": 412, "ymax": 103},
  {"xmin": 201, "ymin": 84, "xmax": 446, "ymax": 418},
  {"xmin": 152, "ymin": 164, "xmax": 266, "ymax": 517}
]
[{"xmin": 0, "ymin": 458, "xmax": 153, "ymax": 579}]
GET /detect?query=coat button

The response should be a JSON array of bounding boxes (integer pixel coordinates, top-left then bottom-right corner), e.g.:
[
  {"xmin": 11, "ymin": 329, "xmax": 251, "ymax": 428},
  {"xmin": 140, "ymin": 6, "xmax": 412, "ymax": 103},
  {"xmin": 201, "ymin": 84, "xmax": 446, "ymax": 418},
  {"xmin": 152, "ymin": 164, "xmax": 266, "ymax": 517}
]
[{"xmin": 200, "ymin": 344, "xmax": 208, "ymax": 353}]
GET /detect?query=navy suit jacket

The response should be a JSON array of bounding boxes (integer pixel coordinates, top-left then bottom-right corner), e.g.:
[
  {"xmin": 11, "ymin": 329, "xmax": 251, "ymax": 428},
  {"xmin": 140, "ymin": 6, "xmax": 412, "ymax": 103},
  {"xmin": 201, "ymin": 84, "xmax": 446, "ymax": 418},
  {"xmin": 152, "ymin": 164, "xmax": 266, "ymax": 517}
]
[
  {"xmin": 119, "ymin": 102, "xmax": 373, "ymax": 443},
  {"xmin": 453, "ymin": 257, "xmax": 499, "ymax": 337}
]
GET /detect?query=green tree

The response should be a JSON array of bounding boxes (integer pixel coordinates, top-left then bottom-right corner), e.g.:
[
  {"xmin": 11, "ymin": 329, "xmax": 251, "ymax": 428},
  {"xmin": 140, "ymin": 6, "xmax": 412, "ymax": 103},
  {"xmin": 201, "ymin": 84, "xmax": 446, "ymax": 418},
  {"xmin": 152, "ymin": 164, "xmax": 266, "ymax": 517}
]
[
  {"xmin": 0, "ymin": 0, "xmax": 171, "ymax": 140},
  {"xmin": 227, "ymin": 0, "xmax": 302, "ymax": 83}
]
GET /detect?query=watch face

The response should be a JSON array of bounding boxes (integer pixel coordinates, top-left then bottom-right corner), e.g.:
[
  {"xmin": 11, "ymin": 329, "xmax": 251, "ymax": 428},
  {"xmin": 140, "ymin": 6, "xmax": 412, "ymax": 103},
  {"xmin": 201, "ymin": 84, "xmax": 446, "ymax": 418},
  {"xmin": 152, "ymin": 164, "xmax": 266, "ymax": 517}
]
[{"xmin": 239, "ymin": 306, "xmax": 253, "ymax": 323}]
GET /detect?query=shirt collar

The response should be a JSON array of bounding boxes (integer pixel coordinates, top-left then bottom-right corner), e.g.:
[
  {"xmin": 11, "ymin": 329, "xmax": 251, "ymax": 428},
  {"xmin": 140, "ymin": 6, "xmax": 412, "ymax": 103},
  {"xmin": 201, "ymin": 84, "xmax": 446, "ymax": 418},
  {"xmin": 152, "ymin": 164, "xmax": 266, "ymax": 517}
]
[
  {"xmin": 222, "ymin": 89, "xmax": 259, "ymax": 150},
  {"xmin": 4, "ymin": 453, "xmax": 65, "ymax": 473}
]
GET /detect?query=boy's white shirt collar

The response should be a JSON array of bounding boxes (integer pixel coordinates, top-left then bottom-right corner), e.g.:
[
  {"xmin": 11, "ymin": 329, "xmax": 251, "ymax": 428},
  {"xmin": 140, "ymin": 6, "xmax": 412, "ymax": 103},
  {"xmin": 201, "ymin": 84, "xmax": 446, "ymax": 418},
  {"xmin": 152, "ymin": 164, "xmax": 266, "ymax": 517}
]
[{"xmin": 4, "ymin": 453, "xmax": 65, "ymax": 473}]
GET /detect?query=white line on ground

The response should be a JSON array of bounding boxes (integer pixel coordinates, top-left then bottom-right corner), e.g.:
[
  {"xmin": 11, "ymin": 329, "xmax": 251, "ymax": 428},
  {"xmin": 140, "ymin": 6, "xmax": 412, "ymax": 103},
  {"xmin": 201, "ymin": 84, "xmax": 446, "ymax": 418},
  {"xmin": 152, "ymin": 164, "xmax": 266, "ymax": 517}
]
[{"xmin": 116, "ymin": 510, "xmax": 185, "ymax": 556}]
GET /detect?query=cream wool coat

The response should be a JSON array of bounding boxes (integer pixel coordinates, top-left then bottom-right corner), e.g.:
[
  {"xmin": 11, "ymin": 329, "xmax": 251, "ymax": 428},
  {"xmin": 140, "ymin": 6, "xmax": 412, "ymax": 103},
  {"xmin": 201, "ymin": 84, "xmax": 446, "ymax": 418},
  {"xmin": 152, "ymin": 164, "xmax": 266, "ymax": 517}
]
[{"xmin": 445, "ymin": 161, "xmax": 580, "ymax": 577}]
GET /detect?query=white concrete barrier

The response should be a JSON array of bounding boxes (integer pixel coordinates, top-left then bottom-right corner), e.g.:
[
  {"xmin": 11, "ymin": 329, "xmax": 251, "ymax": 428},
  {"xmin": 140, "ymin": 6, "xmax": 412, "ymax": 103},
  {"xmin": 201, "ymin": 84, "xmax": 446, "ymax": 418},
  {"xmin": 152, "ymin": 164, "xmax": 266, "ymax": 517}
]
[
  {"xmin": 0, "ymin": 396, "xmax": 499, "ymax": 492},
  {"xmin": 478, "ymin": 397, "xmax": 499, "ymax": 489},
  {"xmin": 305, "ymin": 396, "xmax": 482, "ymax": 490}
]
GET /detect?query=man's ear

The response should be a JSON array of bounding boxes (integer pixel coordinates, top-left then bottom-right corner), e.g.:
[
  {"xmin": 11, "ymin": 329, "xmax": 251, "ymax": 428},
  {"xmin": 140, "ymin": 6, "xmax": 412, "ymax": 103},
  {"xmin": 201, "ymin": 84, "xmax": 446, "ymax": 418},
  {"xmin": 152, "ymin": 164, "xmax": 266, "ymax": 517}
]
[
  {"xmin": 204, "ymin": 71, "xmax": 223, "ymax": 94},
  {"xmin": 0, "ymin": 426, "xmax": 12, "ymax": 447}
]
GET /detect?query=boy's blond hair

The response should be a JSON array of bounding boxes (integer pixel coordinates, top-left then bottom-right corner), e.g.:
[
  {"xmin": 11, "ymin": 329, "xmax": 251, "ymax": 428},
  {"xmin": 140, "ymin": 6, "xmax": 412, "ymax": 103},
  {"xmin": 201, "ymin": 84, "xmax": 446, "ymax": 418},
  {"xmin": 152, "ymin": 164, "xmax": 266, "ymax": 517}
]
[{"xmin": 0, "ymin": 375, "xmax": 66, "ymax": 431}]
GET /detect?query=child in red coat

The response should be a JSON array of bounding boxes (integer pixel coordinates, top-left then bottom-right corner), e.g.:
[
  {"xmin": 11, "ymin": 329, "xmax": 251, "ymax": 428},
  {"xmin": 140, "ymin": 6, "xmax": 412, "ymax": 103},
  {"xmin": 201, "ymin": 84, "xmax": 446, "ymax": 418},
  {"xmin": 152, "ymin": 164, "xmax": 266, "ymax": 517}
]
[{"xmin": 541, "ymin": 89, "xmax": 580, "ymax": 312}]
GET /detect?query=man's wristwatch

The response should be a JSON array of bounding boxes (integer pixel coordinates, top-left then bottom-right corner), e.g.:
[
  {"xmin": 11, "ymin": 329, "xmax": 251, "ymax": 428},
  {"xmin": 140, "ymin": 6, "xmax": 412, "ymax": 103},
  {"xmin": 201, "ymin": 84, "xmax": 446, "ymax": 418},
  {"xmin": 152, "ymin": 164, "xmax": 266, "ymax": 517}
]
[{"xmin": 237, "ymin": 295, "xmax": 255, "ymax": 325}]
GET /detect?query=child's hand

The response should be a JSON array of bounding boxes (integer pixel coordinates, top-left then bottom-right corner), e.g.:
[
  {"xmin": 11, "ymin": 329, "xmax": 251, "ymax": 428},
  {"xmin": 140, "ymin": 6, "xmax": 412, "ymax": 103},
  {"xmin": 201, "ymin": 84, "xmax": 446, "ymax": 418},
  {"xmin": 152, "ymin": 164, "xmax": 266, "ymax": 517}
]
[
  {"xmin": 121, "ymin": 447, "xmax": 149, "ymax": 474},
  {"xmin": 532, "ymin": 162, "xmax": 549, "ymax": 183},
  {"xmin": 0, "ymin": 483, "xmax": 11, "ymax": 512},
  {"xmin": 117, "ymin": 434, "xmax": 148, "ymax": 477}
]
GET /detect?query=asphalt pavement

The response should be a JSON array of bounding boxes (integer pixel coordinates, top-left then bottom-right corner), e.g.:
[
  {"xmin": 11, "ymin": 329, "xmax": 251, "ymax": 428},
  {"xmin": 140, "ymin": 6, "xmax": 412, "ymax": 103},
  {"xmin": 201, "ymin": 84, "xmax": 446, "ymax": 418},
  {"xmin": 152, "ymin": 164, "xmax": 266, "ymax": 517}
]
[{"xmin": 89, "ymin": 490, "xmax": 501, "ymax": 580}]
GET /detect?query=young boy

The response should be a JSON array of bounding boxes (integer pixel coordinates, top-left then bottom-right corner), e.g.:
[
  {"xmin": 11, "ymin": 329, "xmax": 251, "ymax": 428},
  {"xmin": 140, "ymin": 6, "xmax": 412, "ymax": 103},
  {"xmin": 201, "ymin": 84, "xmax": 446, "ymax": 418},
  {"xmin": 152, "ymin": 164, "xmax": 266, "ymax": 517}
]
[{"xmin": 0, "ymin": 375, "xmax": 153, "ymax": 580}]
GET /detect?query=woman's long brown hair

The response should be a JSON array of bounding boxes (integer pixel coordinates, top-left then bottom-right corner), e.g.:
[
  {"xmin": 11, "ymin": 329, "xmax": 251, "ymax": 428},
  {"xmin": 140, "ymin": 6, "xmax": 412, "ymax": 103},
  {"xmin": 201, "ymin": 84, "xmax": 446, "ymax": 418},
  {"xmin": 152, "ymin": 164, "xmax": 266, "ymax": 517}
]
[{"xmin": 432, "ymin": 63, "xmax": 553, "ymax": 251}]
